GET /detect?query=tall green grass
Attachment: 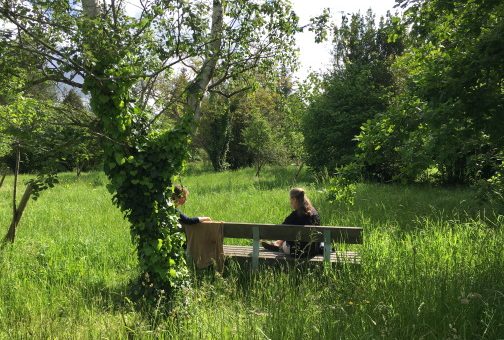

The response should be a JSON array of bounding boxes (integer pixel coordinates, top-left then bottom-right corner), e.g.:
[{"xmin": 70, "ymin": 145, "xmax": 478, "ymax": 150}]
[{"xmin": 0, "ymin": 167, "xmax": 503, "ymax": 338}]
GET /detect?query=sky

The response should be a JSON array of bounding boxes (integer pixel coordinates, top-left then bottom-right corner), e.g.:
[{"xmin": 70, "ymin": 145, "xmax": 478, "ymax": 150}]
[
  {"xmin": 0, "ymin": 0, "xmax": 398, "ymax": 97},
  {"xmin": 291, "ymin": 0, "xmax": 398, "ymax": 80},
  {"xmin": 122, "ymin": 0, "xmax": 398, "ymax": 80}
]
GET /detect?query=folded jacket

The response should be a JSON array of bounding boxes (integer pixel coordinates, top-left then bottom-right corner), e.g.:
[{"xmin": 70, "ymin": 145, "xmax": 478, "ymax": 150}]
[{"xmin": 184, "ymin": 222, "xmax": 224, "ymax": 272}]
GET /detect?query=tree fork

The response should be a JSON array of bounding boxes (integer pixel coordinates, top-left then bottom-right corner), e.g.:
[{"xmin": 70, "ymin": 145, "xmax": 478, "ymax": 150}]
[{"xmin": 3, "ymin": 183, "xmax": 33, "ymax": 244}]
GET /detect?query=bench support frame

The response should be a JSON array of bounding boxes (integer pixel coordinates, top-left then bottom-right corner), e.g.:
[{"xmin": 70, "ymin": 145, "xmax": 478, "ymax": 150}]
[
  {"xmin": 252, "ymin": 226, "xmax": 260, "ymax": 270},
  {"xmin": 323, "ymin": 230, "xmax": 331, "ymax": 264},
  {"xmin": 184, "ymin": 222, "xmax": 363, "ymax": 269}
]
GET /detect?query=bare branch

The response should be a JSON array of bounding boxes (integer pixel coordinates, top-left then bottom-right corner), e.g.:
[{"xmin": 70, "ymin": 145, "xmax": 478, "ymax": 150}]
[
  {"xmin": 25, "ymin": 75, "xmax": 83, "ymax": 90},
  {"xmin": 2, "ymin": 10, "xmax": 87, "ymax": 75}
]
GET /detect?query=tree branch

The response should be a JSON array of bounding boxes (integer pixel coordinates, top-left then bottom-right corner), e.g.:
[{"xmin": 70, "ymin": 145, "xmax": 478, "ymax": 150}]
[{"xmin": 209, "ymin": 86, "xmax": 252, "ymax": 99}]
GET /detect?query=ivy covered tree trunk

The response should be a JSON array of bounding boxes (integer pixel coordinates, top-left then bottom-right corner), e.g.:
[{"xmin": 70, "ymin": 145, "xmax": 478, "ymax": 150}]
[
  {"xmin": 3, "ymin": 0, "xmax": 298, "ymax": 295},
  {"xmin": 84, "ymin": 82, "xmax": 193, "ymax": 292},
  {"xmin": 80, "ymin": 0, "xmax": 223, "ymax": 294},
  {"xmin": 81, "ymin": 66, "xmax": 192, "ymax": 294}
]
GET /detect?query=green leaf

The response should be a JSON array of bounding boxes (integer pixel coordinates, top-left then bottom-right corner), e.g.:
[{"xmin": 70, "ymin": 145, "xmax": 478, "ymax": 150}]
[{"xmin": 114, "ymin": 152, "xmax": 126, "ymax": 165}]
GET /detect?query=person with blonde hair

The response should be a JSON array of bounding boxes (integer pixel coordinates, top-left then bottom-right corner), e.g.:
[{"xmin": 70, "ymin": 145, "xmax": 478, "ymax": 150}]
[{"xmin": 172, "ymin": 184, "xmax": 211, "ymax": 224}]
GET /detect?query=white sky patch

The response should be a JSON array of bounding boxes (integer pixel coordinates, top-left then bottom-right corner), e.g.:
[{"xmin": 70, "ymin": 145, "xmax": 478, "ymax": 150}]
[
  {"xmin": 123, "ymin": 0, "xmax": 144, "ymax": 18},
  {"xmin": 121, "ymin": 0, "xmax": 398, "ymax": 80},
  {"xmin": 292, "ymin": 0, "xmax": 398, "ymax": 80}
]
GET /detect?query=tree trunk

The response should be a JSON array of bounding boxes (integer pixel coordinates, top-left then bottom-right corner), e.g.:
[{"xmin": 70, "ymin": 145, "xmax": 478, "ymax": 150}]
[
  {"xmin": 294, "ymin": 162, "xmax": 304, "ymax": 181},
  {"xmin": 12, "ymin": 143, "xmax": 20, "ymax": 222},
  {"xmin": 186, "ymin": 0, "xmax": 224, "ymax": 121},
  {"xmin": 82, "ymin": 0, "xmax": 101, "ymax": 18},
  {"xmin": 0, "ymin": 174, "xmax": 5, "ymax": 189},
  {"xmin": 3, "ymin": 183, "xmax": 33, "ymax": 244},
  {"xmin": 2, "ymin": 144, "xmax": 24, "ymax": 244},
  {"xmin": 76, "ymin": 161, "xmax": 82, "ymax": 177},
  {"xmin": 256, "ymin": 163, "xmax": 263, "ymax": 177}
]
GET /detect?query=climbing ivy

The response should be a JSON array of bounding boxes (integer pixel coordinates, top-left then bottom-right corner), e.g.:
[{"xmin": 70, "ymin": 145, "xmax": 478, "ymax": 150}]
[
  {"xmin": 75, "ymin": 9, "xmax": 193, "ymax": 293},
  {"xmin": 82, "ymin": 52, "xmax": 191, "ymax": 295},
  {"xmin": 2, "ymin": 0, "xmax": 299, "ymax": 295}
]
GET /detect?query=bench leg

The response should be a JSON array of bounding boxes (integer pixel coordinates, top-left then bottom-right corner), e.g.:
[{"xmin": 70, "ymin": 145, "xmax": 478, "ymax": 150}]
[
  {"xmin": 252, "ymin": 226, "xmax": 259, "ymax": 270},
  {"xmin": 323, "ymin": 230, "xmax": 331, "ymax": 268}
]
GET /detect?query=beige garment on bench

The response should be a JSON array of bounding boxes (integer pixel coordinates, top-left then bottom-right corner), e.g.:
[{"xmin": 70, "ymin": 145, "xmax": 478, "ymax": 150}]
[{"xmin": 184, "ymin": 222, "xmax": 224, "ymax": 272}]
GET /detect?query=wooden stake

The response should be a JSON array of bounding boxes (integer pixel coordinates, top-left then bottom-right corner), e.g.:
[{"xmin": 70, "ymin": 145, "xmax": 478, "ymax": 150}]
[
  {"xmin": 13, "ymin": 143, "xmax": 20, "ymax": 219},
  {"xmin": 4, "ymin": 183, "xmax": 33, "ymax": 244}
]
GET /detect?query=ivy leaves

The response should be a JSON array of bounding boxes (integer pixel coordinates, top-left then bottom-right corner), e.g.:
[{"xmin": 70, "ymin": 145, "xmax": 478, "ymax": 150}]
[{"xmin": 2, "ymin": 0, "xmax": 299, "ymax": 296}]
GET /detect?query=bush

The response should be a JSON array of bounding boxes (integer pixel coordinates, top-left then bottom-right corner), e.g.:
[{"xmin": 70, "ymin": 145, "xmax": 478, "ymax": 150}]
[{"xmin": 326, "ymin": 163, "xmax": 362, "ymax": 206}]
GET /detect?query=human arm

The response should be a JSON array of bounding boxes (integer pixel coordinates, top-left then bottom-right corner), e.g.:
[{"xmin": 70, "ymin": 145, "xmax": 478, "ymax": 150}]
[
  {"xmin": 179, "ymin": 212, "xmax": 200, "ymax": 224},
  {"xmin": 281, "ymin": 211, "xmax": 297, "ymax": 225},
  {"xmin": 178, "ymin": 211, "xmax": 211, "ymax": 224}
]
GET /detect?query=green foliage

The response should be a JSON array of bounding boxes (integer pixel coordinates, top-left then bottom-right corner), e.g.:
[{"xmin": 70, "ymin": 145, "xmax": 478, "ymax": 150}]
[
  {"xmin": 196, "ymin": 73, "xmax": 305, "ymax": 172},
  {"xmin": 327, "ymin": 178, "xmax": 357, "ymax": 206},
  {"xmin": 60, "ymin": 91, "xmax": 103, "ymax": 174},
  {"xmin": 303, "ymin": 10, "xmax": 404, "ymax": 172},
  {"xmin": 196, "ymin": 93, "xmax": 234, "ymax": 171},
  {"xmin": 311, "ymin": 1, "xmax": 503, "ymax": 186},
  {"xmin": 354, "ymin": 0, "xmax": 504, "ymax": 185},
  {"xmin": 355, "ymin": 93, "xmax": 431, "ymax": 182},
  {"xmin": 0, "ymin": 95, "xmax": 56, "ymax": 171},
  {"xmin": 326, "ymin": 163, "xmax": 362, "ymax": 205},
  {"xmin": 474, "ymin": 156, "xmax": 504, "ymax": 207},
  {"xmin": 27, "ymin": 173, "xmax": 59, "ymax": 201},
  {"xmin": 1, "ymin": 169, "xmax": 503, "ymax": 338},
  {"xmin": 242, "ymin": 112, "xmax": 284, "ymax": 176},
  {"xmin": 0, "ymin": 91, "xmax": 100, "ymax": 174}
]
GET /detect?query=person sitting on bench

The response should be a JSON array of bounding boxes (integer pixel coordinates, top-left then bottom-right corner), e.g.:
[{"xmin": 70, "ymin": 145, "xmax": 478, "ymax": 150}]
[
  {"xmin": 262, "ymin": 188, "xmax": 321, "ymax": 256},
  {"xmin": 172, "ymin": 184, "xmax": 212, "ymax": 224}
]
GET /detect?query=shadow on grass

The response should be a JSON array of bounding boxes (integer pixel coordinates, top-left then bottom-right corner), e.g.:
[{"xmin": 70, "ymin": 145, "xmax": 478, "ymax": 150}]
[
  {"xmin": 80, "ymin": 277, "xmax": 177, "ymax": 316},
  {"xmin": 219, "ymin": 257, "xmax": 362, "ymax": 297}
]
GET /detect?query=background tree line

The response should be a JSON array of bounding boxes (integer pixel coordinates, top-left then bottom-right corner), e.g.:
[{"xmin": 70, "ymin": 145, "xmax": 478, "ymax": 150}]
[
  {"xmin": 2, "ymin": 0, "xmax": 502, "ymax": 191},
  {"xmin": 303, "ymin": 0, "xmax": 503, "ymax": 201}
]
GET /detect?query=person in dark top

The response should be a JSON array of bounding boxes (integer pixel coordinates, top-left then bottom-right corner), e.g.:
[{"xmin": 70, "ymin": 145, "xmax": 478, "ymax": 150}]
[
  {"xmin": 172, "ymin": 185, "xmax": 211, "ymax": 224},
  {"xmin": 262, "ymin": 188, "xmax": 322, "ymax": 257}
]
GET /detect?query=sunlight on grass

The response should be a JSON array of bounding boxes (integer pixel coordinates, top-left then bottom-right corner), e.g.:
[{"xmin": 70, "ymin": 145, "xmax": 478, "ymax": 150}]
[{"xmin": 0, "ymin": 167, "xmax": 503, "ymax": 338}]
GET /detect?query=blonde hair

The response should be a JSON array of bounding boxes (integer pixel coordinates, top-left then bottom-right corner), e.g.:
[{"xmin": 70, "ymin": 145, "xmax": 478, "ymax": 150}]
[{"xmin": 172, "ymin": 184, "xmax": 188, "ymax": 200}]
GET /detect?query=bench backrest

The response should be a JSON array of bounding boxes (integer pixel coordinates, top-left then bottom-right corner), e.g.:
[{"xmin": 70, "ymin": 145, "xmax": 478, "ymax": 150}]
[
  {"xmin": 220, "ymin": 222, "xmax": 363, "ymax": 244},
  {"xmin": 184, "ymin": 222, "xmax": 363, "ymax": 267}
]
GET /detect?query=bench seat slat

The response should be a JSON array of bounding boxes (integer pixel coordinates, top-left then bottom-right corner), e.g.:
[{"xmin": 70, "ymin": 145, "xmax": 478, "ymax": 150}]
[{"xmin": 223, "ymin": 245, "xmax": 360, "ymax": 264}]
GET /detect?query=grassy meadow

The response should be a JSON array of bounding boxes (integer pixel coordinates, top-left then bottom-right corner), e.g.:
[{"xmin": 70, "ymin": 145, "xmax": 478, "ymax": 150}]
[{"xmin": 0, "ymin": 166, "xmax": 503, "ymax": 339}]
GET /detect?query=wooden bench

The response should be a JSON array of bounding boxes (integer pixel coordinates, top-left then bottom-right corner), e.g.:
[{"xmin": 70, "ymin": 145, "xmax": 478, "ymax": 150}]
[{"xmin": 195, "ymin": 222, "xmax": 363, "ymax": 269}]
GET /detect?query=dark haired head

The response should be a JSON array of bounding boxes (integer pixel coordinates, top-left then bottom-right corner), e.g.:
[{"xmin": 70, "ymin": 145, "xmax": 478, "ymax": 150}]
[{"xmin": 290, "ymin": 187, "xmax": 314, "ymax": 216}]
